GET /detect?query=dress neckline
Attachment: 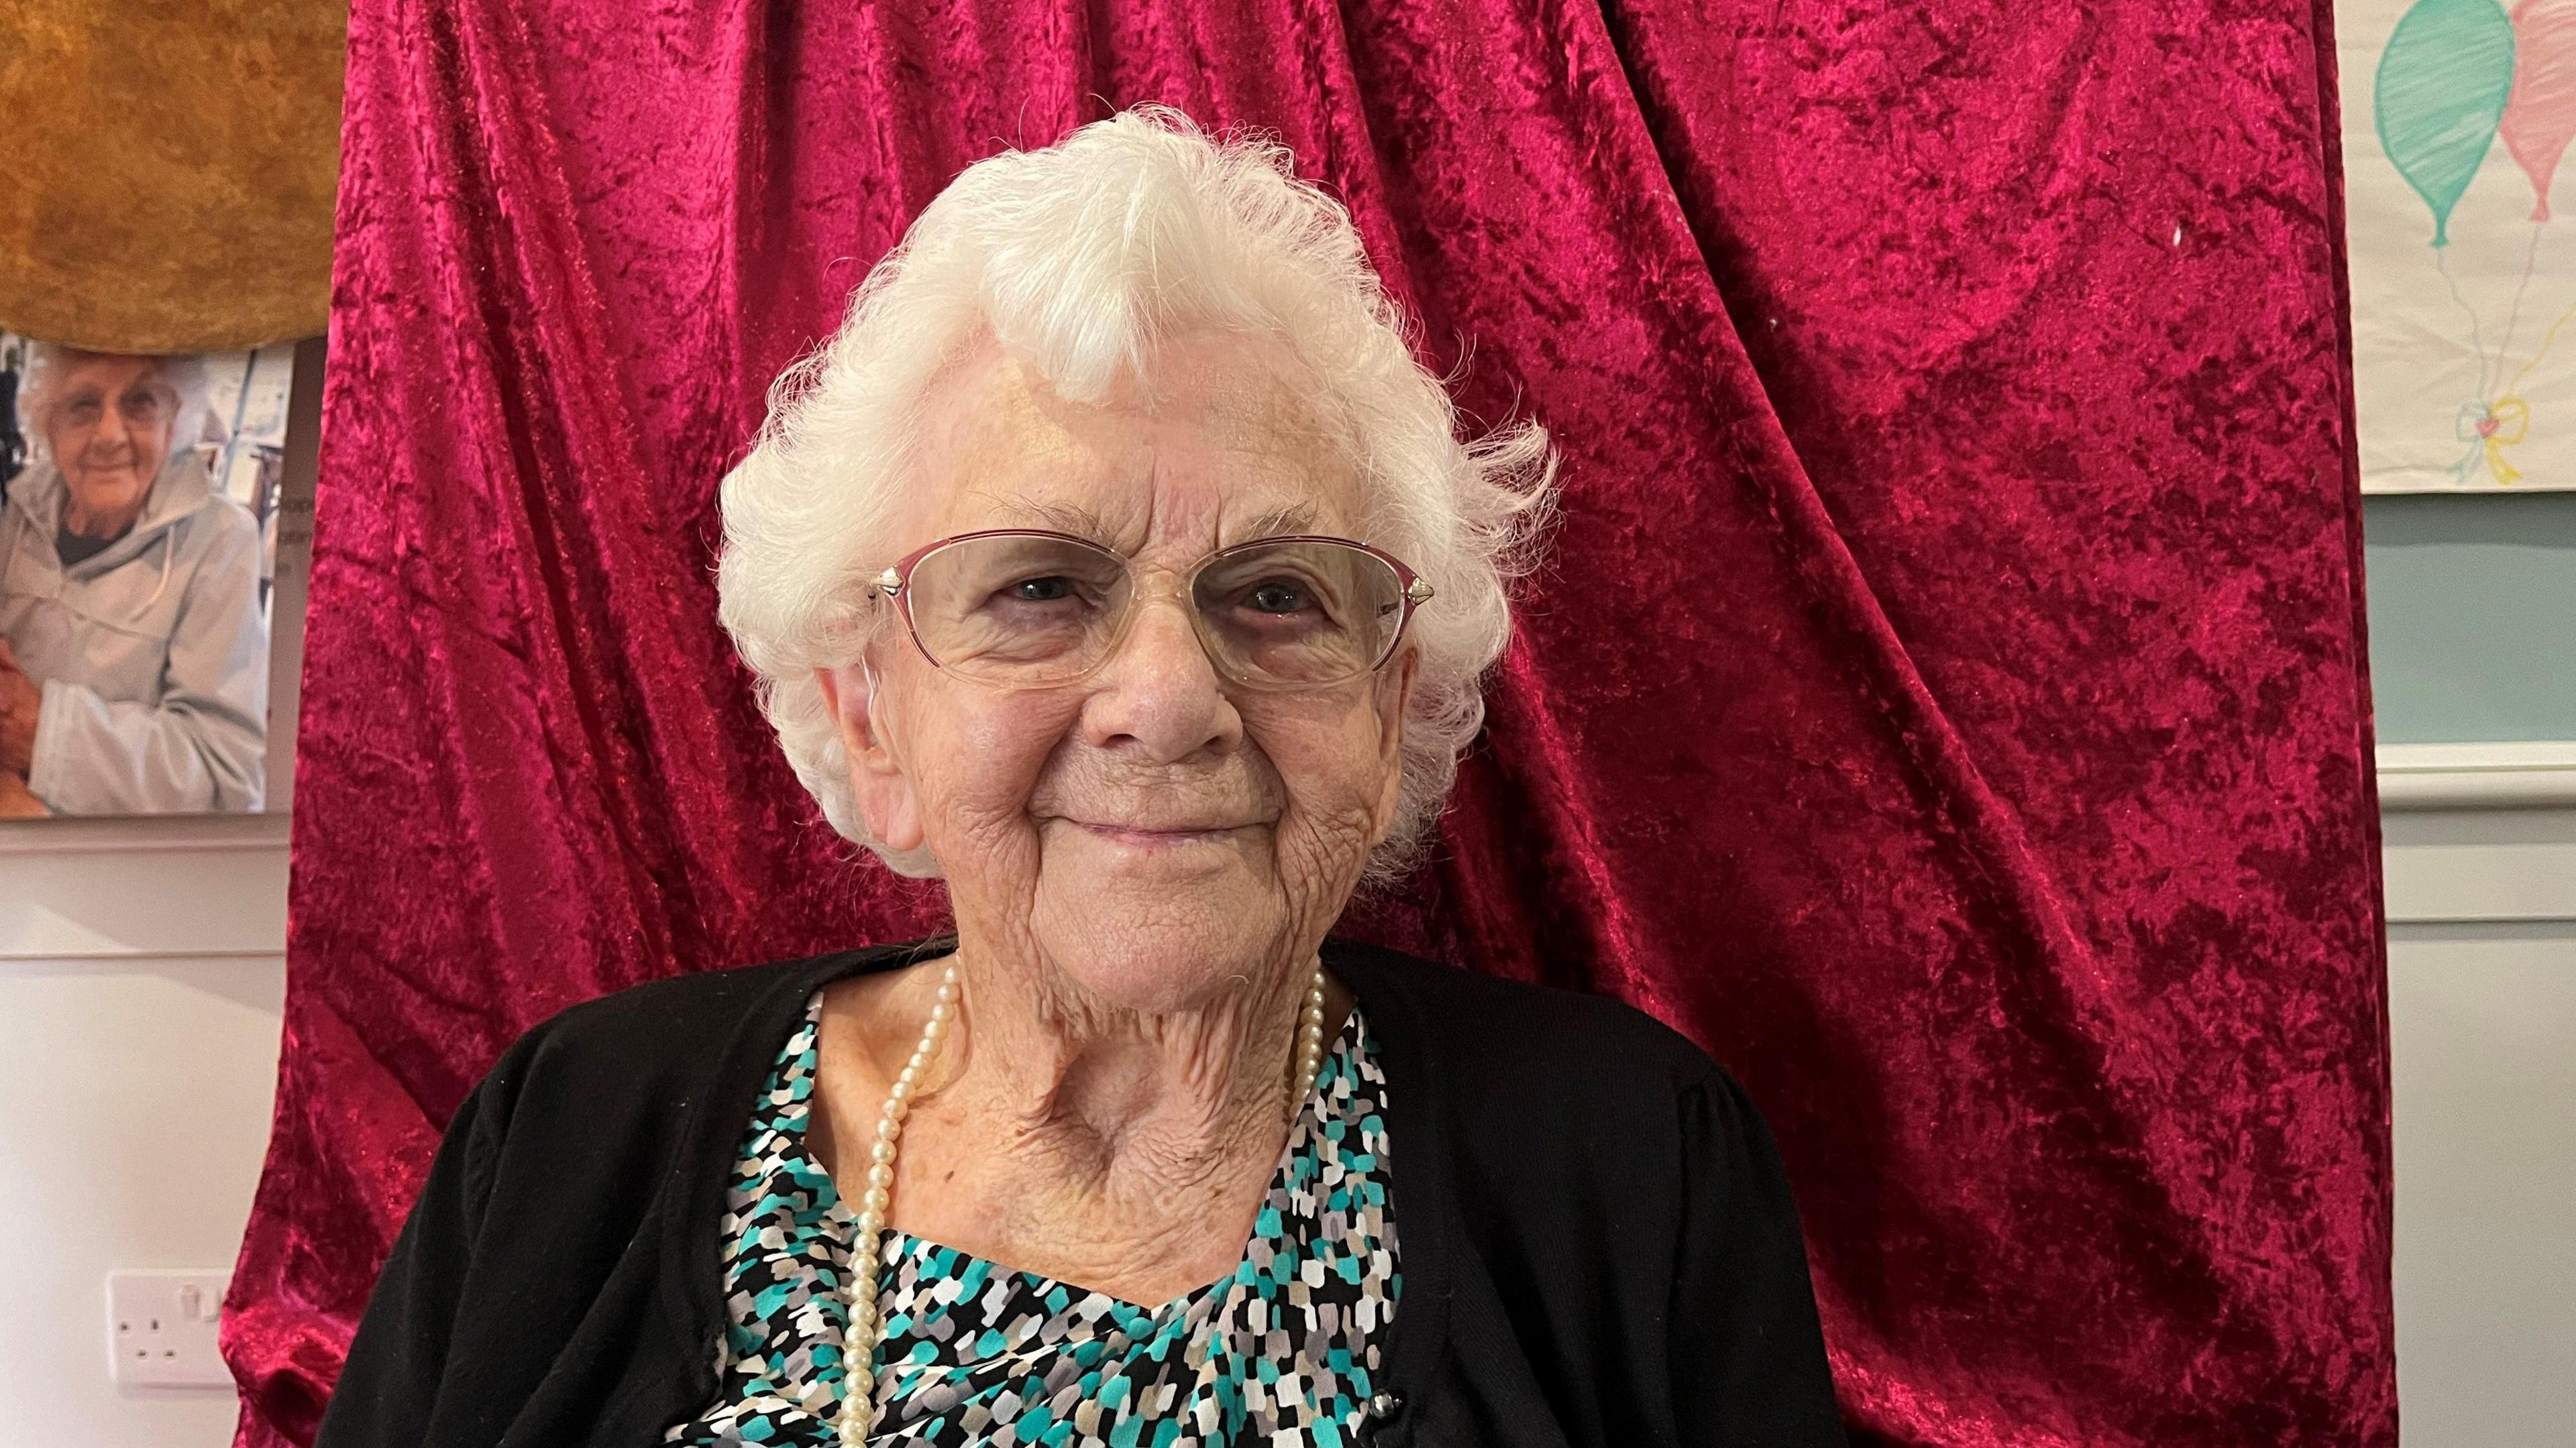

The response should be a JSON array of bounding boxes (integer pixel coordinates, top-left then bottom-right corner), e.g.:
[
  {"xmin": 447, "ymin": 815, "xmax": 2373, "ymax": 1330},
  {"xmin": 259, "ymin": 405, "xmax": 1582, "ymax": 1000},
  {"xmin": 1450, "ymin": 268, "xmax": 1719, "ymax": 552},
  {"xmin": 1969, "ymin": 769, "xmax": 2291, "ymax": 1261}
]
[{"xmin": 806, "ymin": 999, "xmax": 1372, "ymax": 1316}]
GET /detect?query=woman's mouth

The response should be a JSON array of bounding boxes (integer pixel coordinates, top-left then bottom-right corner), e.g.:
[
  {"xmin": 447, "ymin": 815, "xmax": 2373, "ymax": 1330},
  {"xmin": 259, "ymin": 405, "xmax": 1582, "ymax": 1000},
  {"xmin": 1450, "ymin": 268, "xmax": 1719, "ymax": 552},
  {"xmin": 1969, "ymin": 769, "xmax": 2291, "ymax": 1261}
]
[{"xmin": 1070, "ymin": 820, "xmax": 1247, "ymax": 847}]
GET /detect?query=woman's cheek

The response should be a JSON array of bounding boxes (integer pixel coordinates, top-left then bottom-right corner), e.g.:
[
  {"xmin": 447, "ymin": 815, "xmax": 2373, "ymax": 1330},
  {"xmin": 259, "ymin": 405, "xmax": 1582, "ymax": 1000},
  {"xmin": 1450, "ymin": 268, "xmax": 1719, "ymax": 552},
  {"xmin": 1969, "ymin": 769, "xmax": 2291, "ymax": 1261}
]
[
  {"xmin": 1260, "ymin": 722, "xmax": 1385, "ymax": 885},
  {"xmin": 932, "ymin": 691, "xmax": 1077, "ymax": 835}
]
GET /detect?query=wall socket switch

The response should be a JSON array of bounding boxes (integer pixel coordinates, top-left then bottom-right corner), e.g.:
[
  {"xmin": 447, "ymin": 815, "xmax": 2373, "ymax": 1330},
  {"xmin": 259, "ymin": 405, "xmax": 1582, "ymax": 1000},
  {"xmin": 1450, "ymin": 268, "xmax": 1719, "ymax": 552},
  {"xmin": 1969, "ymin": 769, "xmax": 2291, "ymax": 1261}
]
[{"xmin": 105, "ymin": 1269, "xmax": 231, "ymax": 1388}]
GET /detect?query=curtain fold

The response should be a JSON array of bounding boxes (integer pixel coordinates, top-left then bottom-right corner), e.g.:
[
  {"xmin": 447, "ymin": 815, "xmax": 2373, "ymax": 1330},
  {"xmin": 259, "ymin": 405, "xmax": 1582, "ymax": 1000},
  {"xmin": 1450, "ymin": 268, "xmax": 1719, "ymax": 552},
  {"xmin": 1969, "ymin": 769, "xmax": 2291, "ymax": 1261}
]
[{"xmin": 225, "ymin": 1, "xmax": 2394, "ymax": 1444}]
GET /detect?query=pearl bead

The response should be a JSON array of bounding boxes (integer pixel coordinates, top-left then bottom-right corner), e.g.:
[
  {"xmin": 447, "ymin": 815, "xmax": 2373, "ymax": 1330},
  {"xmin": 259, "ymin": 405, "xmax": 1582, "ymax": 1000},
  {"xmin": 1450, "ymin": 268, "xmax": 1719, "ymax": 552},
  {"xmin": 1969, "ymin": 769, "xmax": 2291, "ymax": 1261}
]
[
  {"xmin": 870, "ymin": 1139, "xmax": 896, "ymax": 1164},
  {"xmin": 888, "ymin": 1078, "xmax": 912, "ymax": 1102},
  {"xmin": 867, "ymin": 1162, "xmax": 893, "ymax": 1188},
  {"xmin": 1279, "ymin": 963, "xmax": 1328, "ymax": 1116}
]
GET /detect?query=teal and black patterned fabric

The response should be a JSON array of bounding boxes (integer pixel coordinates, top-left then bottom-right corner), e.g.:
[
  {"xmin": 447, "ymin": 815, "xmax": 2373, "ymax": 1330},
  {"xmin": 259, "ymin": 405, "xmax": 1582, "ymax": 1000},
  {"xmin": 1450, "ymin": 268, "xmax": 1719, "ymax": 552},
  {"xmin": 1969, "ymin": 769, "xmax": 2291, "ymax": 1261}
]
[{"xmin": 665, "ymin": 987, "xmax": 1401, "ymax": 1447}]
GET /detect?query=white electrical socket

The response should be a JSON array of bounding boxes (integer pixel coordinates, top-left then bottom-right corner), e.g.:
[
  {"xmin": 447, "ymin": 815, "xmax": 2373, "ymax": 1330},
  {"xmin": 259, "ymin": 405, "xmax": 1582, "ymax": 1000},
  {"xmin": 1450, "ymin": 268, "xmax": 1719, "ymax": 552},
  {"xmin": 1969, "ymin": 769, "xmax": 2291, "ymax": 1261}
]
[{"xmin": 105, "ymin": 1269, "xmax": 231, "ymax": 1388}]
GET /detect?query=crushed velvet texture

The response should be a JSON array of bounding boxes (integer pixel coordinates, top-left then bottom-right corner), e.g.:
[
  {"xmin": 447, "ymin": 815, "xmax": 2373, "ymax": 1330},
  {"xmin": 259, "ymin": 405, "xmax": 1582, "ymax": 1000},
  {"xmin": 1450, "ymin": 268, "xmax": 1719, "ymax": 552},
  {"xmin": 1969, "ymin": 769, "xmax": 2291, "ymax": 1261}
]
[{"xmin": 223, "ymin": 1, "xmax": 2394, "ymax": 1445}]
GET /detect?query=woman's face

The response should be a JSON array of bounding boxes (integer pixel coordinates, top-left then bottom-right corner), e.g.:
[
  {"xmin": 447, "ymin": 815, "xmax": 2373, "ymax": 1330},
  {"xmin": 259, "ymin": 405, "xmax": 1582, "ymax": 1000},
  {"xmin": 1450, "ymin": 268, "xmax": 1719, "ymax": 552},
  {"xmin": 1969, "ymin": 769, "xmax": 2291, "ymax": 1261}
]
[
  {"xmin": 43, "ymin": 354, "xmax": 178, "ymax": 531},
  {"xmin": 823, "ymin": 335, "xmax": 1416, "ymax": 1011}
]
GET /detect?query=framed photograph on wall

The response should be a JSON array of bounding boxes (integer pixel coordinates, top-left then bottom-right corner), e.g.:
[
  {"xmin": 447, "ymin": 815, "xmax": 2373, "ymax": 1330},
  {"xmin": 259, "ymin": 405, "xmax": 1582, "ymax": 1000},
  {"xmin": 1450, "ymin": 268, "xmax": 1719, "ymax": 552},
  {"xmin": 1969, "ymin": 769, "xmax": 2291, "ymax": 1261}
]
[{"xmin": 0, "ymin": 333, "xmax": 318, "ymax": 818}]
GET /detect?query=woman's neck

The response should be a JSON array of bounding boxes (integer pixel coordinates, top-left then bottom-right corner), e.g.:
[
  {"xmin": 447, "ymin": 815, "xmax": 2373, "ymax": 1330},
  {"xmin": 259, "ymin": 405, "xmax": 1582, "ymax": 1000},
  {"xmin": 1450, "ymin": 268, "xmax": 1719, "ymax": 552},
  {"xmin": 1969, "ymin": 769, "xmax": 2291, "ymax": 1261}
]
[
  {"xmin": 945, "ymin": 936, "xmax": 1316, "ymax": 1192},
  {"xmin": 816, "ymin": 931, "xmax": 1345, "ymax": 1306},
  {"xmin": 63, "ymin": 493, "xmax": 146, "ymax": 541},
  {"xmin": 948, "ymin": 911, "xmax": 1319, "ymax": 1185}
]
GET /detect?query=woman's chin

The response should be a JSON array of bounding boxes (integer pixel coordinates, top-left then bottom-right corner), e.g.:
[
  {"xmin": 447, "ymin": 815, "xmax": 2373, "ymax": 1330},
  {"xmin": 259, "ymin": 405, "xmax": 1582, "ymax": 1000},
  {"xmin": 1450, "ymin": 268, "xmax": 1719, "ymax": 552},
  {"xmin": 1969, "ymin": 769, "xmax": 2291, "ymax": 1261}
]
[{"xmin": 1028, "ymin": 873, "xmax": 1297, "ymax": 1013}]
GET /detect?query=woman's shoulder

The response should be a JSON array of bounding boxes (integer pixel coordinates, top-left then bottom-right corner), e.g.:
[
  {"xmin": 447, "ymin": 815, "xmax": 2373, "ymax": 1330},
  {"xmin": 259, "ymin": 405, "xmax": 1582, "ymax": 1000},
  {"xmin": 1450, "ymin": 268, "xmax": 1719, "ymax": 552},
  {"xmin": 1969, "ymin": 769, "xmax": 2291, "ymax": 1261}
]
[
  {"xmin": 474, "ymin": 939, "xmax": 943, "ymax": 1117},
  {"xmin": 164, "ymin": 478, "xmax": 261, "ymax": 556},
  {"xmin": 1322, "ymin": 940, "xmax": 1809, "ymax": 1309},
  {"xmin": 1323, "ymin": 936, "xmax": 1725, "ymax": 1103},
  {"xmin": 163, "ymin": 487, "xmax": 264, "ymax": 600}
]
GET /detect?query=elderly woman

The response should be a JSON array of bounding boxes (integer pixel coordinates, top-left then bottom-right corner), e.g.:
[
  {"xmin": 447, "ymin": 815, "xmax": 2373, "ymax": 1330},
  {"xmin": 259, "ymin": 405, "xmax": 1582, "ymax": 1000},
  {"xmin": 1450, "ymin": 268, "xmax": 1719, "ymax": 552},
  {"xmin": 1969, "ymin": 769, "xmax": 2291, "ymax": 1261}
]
[
  {"xmin": 317, "ymin": 112, "xmax": 1844, "ymax": 1448},
  {"xmin": 0, "ymin": 345, "xmax": 266, "ymax": 816}
]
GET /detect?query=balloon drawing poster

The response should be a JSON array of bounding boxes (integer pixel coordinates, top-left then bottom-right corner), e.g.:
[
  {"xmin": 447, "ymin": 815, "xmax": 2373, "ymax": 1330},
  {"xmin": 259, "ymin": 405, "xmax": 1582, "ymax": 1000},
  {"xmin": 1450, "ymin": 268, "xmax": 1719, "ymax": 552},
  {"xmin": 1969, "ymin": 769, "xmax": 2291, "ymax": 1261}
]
[{"xmin": 2344, "ymin": 0, "xmax": 2576, "ymax": 490}]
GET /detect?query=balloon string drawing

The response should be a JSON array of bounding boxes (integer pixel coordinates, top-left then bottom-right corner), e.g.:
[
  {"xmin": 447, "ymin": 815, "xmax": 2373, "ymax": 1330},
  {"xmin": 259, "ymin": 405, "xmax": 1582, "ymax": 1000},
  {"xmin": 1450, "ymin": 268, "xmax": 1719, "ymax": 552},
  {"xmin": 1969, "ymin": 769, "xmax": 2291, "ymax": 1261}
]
[{"xmin": 2379, "ymin": 0, "xmax": 2576, "ymax": 483}]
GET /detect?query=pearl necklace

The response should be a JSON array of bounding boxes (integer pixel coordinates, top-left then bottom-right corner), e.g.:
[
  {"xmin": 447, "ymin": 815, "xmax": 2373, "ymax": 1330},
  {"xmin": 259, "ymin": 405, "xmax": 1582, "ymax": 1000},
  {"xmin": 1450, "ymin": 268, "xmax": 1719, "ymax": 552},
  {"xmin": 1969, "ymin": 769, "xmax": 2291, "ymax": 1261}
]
[{"xmin": 833, "ymin": 962, "xmax": 1330, "ymax": 1447}]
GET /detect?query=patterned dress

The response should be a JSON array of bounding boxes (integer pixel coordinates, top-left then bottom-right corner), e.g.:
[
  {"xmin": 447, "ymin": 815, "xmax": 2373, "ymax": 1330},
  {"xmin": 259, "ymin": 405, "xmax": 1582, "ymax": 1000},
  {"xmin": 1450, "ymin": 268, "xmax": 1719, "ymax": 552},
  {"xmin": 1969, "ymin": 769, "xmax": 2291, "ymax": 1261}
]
[{"xmin": 665, "ymin": 990, "xmax": 1401, "ymax": 1447}]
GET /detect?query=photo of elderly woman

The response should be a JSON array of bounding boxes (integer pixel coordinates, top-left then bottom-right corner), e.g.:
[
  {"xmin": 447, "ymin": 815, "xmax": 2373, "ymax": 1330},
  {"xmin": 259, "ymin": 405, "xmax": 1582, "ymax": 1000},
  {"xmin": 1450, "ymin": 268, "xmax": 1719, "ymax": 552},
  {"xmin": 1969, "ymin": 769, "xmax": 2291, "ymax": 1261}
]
[
  {"xmin": 309, "ymin": 114, "xmax": 1845, "ymax": 1448},
  {"xmin": 0, "ymin": 335, "xmax": 286, "ymax": 817}
]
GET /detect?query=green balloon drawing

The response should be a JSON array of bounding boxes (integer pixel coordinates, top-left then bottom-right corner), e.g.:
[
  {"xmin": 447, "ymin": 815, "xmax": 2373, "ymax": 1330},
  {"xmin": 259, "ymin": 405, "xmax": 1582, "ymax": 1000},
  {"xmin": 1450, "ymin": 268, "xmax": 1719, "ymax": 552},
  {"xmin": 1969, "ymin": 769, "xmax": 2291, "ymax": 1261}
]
[{"xmin": 2378, "ymin": 0, "xmax": 2520, "ymax": 245}]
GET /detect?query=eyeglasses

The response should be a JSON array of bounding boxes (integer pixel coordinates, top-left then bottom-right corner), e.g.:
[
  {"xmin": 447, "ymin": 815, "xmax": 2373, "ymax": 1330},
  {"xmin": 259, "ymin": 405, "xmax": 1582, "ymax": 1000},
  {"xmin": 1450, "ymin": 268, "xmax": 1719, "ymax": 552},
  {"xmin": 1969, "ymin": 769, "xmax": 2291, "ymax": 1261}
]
[
  {"xmin": 60, "ymin": 384, "xmax": 171, "ymax": 431},
  {"xmin": 868, "ymin": 529, "xmax": 1434, "ymax": 690}
]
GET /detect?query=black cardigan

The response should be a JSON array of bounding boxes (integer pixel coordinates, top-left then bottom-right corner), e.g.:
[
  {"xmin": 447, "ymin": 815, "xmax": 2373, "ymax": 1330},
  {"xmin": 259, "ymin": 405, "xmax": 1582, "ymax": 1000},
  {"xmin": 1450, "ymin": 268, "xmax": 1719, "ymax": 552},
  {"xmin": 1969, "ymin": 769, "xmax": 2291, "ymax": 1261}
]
[{"xmin": 313, "ymin": 936, "xmax": 1848, "ymax": 1448}]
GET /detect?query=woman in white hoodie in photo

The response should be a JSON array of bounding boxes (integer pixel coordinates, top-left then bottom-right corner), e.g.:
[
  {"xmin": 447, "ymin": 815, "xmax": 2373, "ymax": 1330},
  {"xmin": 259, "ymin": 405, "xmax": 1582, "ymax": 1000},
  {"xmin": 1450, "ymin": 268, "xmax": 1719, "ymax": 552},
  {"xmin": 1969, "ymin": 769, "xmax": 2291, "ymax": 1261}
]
[{"xmin": 0, "ymin": 345, "xmax": 266, "ymax": 816}]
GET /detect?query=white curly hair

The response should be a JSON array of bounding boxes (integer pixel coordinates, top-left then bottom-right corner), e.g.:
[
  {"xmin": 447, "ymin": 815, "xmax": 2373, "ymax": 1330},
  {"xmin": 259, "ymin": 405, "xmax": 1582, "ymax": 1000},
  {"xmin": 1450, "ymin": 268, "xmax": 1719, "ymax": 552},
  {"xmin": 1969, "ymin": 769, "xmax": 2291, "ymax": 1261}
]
[{"xmin": 716, "ymin": 107, "xmax": 1554, "ymax": 881}]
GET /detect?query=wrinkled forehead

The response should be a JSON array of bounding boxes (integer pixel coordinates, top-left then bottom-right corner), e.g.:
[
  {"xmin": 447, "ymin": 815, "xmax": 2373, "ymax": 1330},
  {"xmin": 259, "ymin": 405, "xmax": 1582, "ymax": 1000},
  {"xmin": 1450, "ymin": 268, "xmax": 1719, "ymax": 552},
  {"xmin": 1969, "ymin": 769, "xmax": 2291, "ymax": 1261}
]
[
  {"xmin": 50, "ymin": 353, "xmax": 174, "ymax": 404},
  {"xmin": 907, "ymin": 333, "xmax": 1370, "ymax": 555}
]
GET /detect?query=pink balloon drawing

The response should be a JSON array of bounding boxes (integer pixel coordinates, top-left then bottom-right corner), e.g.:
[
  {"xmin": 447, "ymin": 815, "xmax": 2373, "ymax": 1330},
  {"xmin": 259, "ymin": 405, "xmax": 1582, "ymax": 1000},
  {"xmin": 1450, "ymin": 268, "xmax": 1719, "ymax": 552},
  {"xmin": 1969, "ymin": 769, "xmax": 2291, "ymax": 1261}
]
[
  {"xmin": 2373, "ymin": 0, "xmax": 2576, "ymax": 482},
  {"xmin": 2505, "ymin": 0, "xmax": 2576, "ymax": 218}
]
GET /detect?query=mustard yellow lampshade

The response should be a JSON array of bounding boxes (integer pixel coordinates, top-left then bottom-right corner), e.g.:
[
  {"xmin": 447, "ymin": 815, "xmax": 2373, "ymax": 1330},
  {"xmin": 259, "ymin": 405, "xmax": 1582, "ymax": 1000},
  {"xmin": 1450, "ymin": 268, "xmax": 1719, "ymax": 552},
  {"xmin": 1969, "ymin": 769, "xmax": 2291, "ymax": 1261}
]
[{"xmin": 0, "ymin": 0, "xmax": 346, "ymax": 353}]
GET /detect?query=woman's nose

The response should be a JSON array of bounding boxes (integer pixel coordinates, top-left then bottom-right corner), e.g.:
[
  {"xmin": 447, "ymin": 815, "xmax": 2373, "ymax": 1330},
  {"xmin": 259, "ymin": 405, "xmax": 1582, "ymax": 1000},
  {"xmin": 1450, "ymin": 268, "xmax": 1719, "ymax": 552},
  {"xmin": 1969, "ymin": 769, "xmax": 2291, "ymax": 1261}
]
[
  {"xmin": 1079, "ymin": 592, "xmax": 1244, "ymax": 762},
  {"xmin": 87, "ymin": 408, "xmax": 133, "ymax": 455}
]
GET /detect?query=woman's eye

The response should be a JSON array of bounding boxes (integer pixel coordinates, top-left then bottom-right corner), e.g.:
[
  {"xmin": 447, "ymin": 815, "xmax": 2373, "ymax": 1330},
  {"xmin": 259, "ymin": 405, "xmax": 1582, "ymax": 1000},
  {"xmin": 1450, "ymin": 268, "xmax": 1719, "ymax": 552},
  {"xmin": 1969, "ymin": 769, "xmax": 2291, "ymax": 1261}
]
[
  {"xmin": 1245, "ymin": 581, "xmax": 1312, "ymax": 614},
  {"xmin": 1010, "ymin": 575, "xmax": 1077, "ymax": 602}
]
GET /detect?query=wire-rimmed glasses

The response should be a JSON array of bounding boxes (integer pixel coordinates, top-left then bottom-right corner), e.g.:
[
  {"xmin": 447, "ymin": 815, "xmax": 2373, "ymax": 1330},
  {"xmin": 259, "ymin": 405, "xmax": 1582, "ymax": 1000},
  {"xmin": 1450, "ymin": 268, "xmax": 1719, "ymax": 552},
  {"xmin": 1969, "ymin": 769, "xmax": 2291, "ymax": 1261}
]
[{"xmin": 867, "ymin": 529, "xmax": 1434, "ymax": 690}]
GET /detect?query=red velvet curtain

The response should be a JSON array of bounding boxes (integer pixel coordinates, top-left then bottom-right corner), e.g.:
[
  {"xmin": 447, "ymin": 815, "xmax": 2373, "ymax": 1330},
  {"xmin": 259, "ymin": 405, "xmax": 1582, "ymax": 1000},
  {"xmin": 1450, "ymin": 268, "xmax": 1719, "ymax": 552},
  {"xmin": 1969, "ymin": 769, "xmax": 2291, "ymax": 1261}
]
[{"xmin": 223, "ymin": 1, "xmax": 2394, "ymax": 1444}]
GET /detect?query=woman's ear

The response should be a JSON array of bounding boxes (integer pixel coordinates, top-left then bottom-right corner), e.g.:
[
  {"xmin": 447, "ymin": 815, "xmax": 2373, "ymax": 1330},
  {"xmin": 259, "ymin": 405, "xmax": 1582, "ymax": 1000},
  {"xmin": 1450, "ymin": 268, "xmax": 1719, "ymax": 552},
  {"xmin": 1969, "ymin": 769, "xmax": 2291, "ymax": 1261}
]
[
  {"xmin": 1368, "ymin": 645, "xmax": 1420, "ymax": 842},
  {"xmin": 816, "ymin": 659, "xmax": 926, "ymax": 853}
]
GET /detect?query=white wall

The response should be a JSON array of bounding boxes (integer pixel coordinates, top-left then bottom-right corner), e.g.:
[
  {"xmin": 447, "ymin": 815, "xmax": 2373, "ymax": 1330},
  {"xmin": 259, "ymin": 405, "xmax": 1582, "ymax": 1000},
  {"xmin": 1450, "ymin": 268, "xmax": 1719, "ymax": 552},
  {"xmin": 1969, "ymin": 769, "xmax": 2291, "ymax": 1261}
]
[
  {"xmin": 2389, "ymin": 924, "xmax": 2576, "ymax": 1441},
  {"xmin": 0, "ymin": 816, "xmax": 286, "ymax": 1448},
  {"xmin": 0, "ymin": 751, "xmax": 2565, "ymax": 1446},
  {"xmin": 2378, "ymin": 745, "xmax": 2576, "ymax": 1445}
]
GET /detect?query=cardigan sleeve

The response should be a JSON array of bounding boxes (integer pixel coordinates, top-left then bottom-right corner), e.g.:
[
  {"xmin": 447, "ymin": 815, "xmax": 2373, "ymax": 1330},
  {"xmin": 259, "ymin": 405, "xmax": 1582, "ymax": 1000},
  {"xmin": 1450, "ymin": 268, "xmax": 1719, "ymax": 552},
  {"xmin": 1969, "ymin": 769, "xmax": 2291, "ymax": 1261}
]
[
  {"xmin": 1667, "ymin": 1068, "xmax": 1849, "ymax": 1447},
  {"xmin": 311, "ymin": 1070, "xmax": 504, "ymax": 1448}
]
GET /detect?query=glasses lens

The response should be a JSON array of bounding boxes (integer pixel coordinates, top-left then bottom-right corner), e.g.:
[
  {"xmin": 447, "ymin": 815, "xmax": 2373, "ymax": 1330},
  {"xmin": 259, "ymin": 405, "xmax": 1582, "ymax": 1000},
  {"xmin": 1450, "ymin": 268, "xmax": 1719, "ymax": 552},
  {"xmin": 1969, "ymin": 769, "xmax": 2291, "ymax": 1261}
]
[
  {"xmin": 1192, "ymin": 539, "xmax": 1407, "ymax": 687},
  {"xmin": 903, "ymin": 533, "xmax": 1132, "ymax": 681}
]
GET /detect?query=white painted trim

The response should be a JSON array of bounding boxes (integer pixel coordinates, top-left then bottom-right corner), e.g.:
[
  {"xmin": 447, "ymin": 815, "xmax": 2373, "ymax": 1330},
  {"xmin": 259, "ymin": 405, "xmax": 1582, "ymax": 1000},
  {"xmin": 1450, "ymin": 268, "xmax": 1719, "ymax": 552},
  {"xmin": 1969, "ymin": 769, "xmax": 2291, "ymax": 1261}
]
[
  {"xmin": 2377, "ymin": 741, "xmax": 2576, "ymax": 810},
  {"xmin": 0, "ymin": 818, "xmax": 289, "ymax": 961},
  {"xmin": 2375, "ymin": 742, "xmax": 2576, "ymax": 924},
  {"xmin": 2372, "ymin": 744, "xmax": 2576, "ymax": 915},
  {"xmin": 0, "ymin": 812, "xmax": 288, "ymax": 857}
]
